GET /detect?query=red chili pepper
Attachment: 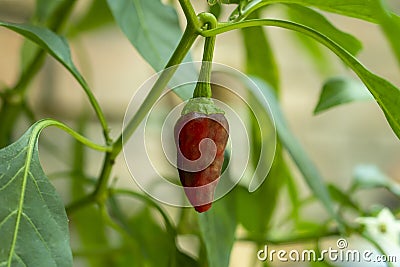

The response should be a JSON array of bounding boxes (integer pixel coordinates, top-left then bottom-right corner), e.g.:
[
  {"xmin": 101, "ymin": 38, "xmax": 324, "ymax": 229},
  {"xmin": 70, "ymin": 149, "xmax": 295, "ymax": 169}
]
[{"xmin": 175, "ymin": 98, "xmax": 229, "ymax": 212}]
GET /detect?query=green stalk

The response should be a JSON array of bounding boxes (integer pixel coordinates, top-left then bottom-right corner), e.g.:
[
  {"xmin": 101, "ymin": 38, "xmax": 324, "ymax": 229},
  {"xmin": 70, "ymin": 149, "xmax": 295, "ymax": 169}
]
[
  {"xmin": 178, "ymin": 0, "xmax": 201, "ymax": 30},
  {"xmin": 193, "ymin": 13, "xmax": 218, "ymax": 98}
]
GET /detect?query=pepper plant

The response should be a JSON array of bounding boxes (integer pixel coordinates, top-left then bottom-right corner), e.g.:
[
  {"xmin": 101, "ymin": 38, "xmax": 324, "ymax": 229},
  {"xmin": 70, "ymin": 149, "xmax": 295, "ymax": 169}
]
[{"xmin": 0, "ymin": 0, "xmax": 400, "ymax": 266}]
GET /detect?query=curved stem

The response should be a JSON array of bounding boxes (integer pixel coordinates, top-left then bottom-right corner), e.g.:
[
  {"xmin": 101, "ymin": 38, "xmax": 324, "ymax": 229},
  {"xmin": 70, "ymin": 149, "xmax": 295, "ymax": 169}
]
[
  {"xmin": 201, "ymin": 19, "xmax": 365, "ymax": 73},
  {"xmin": 35, "ymin": 119, "xmax": 112, "ymax": 152}
]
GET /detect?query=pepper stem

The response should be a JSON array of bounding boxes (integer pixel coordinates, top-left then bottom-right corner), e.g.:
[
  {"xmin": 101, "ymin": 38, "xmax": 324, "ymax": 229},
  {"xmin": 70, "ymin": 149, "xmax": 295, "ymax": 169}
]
[{"xmin": 193, "ymin": 13, "xmax": 218, "ymax": 98}]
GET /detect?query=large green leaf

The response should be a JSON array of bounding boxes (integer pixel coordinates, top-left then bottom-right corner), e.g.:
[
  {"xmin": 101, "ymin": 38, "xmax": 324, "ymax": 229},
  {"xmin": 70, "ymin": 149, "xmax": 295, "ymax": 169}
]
[
  {"xmin": 106, "ymin": 0, "xmax": 185, "ymax": 71},
  {"xmin": 233, "ymin": 0, "xmax": 400, "ymax": 23},
  {"xmin": 198, "ymin": 192, "xmax": 236, "ymax": 267},
  {"xmin": 314, "ymin": 77, "xmax": 373, "ymax": 114},
  {"xmin": 0, "ymin": 123, "xmax": 72, "ymax": 267},
  {"xmin": 286, "ymin": 4, "xmax": 362, "ymax": 56}
]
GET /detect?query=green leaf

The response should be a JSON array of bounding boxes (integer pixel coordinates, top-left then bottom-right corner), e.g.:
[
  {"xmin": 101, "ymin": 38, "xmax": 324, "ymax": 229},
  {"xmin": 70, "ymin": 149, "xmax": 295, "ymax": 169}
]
[
  {"xmin": 286, "ymin": 4, "xmax": 362, "ymax": 57},
  {"xmin": 34, "ymin": 0, "xmax": 62, "ymax": 24},
  {"xmin": 198, "ymin": 192, "xmax": 236, "ymax": 267},
  {"xmin": 314, "ymin": 77, "xmax": 373, "ymax": 114},
  {"xmin": 0, "ymin": 123, "xmax": 72, "ymax": 266},
  {"xmin": 242, "ymin": 76, "xmax": 344, "ymax": 231},
  {"xmin": 241, "ymin": 12, "xmax": 279, "ymax": 89},
  {"xmin": 0, "ymin": 20, "xmax": 108, "ymax": 134},
  {"xmin": 352, "ymin": 165, "xmax": 400, "ymax": 197},
  {"xmin": 68, "ymin": 0, "xmax": 114, "ymax": 37},
  {"xmin": 126, "ymin": 208, "xmax": 175, "ymax": 266},
  {"xmin": 106, "ymin": 0, "xmax": 185, "ymax": 71},
  {"xmin": 235, "ymin": 147, "xmax": 292, "ymax": 235}
]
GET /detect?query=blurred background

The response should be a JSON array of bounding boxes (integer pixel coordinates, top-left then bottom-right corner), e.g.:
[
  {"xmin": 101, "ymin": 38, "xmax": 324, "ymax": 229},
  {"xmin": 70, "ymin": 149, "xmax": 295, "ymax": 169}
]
[{"xmin": 0, "ymin": 0, "xmax": 400, "ymax": 266}]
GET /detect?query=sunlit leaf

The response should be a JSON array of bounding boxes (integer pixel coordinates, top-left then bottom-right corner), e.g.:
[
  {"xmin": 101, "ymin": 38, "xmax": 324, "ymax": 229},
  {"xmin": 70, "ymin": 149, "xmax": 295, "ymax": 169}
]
[{"xmin": 0, "ymin": 123, "xmax": 72, "ymax": 266}]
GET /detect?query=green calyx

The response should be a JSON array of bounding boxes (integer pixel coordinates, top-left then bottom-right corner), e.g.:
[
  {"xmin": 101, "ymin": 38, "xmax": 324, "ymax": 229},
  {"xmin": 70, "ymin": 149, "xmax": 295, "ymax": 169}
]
[{"xmin": 181, "ymin": 97, "xmax": 225, "ymax": 115}]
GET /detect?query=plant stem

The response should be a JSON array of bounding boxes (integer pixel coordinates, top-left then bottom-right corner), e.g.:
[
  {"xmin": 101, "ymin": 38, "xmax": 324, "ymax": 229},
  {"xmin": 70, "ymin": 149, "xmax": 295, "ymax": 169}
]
[
  {"xmin": 193, "ymin": 13, "xmax": 217, "ymax": 98},
  {"xmin": 178, "ymin": 0, "xmax": 201, "ymax": 30}
]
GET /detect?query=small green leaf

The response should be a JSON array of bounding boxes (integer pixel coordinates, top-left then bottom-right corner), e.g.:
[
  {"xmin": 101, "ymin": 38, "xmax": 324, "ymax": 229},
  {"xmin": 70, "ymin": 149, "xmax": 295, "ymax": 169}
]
[
  {"xmin": 286, "ymin": 4, "xmax": 362, "ymax": 56},
  {"xmin": 106, "ymin": 0, "xmax": 185, "ymax": 71},
  {"xmin": 0, "ymin": 123, "xmax": 72, "ymax": 266},
  {"xmin": 314, "ymin": 77, "xmax": 373, "ymax": 114},
  {"xmin": 198, "ymin": 192, "xmax": 236, "ymax": 267}
]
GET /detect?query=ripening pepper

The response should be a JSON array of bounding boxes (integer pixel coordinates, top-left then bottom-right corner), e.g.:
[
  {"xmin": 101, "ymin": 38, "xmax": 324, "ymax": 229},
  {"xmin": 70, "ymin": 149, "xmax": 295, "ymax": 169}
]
[{"xmin": 174, "ymin": 97, "xmax": 229, "ymax": 212}]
